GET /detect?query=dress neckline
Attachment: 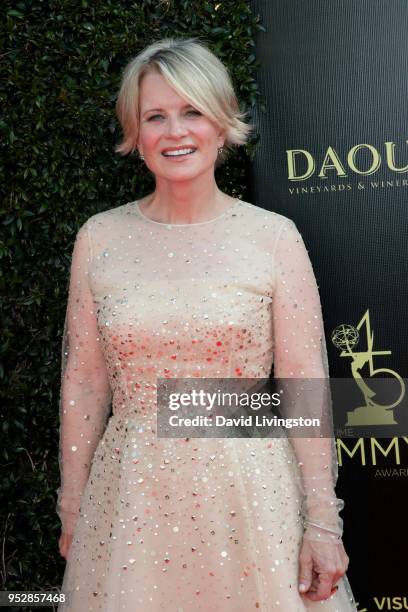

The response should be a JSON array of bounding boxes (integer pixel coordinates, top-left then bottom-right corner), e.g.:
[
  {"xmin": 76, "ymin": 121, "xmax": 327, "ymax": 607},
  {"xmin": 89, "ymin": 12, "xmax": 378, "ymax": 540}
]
[{"xmin": 131, "ymin": 198, "xmax": 240, "ymax": 227}]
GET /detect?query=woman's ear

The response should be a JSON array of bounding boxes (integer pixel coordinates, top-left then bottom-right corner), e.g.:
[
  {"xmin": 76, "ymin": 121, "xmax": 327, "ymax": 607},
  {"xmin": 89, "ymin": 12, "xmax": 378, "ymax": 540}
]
[{"xmin": 217, "ymin": 126, "xmax": 226, "ymax": 149}]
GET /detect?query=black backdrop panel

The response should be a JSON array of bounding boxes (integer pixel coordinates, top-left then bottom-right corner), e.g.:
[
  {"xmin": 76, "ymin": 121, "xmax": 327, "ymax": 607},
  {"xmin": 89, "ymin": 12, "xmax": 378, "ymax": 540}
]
[{"xmin": 249, "ymin": 1, "xmax": 408, "ymax": 608}]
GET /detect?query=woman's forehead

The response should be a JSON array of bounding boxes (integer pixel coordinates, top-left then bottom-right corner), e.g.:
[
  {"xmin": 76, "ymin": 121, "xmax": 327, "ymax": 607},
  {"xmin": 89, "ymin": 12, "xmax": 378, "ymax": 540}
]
[{"xmin": 139, "ymin": 73, "xmax": 192, "ymax": 110}]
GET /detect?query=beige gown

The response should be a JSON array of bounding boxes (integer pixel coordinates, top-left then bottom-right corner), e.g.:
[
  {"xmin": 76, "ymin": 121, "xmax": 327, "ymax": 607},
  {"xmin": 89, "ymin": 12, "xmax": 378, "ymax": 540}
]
[{"xmin": 56, "ymin": 198, "xmax": 358, "ymax": 611}]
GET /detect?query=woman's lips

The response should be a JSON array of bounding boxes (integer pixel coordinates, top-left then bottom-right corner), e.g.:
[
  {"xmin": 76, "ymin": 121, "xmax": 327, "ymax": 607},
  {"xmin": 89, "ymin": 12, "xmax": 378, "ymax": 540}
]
[{"xmin": 161, "ymin": 149, "xmax": 197, "ymax": 159}]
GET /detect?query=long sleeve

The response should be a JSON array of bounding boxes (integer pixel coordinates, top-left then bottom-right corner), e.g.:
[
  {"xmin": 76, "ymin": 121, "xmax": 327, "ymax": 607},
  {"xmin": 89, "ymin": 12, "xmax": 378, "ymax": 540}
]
[
  {"xmin": 272, "ymin": 218, "xmax": 344, "ymax": 543},
  {"xmin": 56, "ymin": 220, "xmax": 112, "ymax": 536}
]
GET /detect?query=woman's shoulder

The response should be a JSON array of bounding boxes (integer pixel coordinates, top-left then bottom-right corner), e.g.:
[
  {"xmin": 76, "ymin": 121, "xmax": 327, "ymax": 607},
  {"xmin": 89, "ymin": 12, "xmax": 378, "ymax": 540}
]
[
  {"xmin": 85, "ymin": 201, "xmax": 132, "ymax": 225},
  {"xmin": 79, "ymin": 199, "xmax": 296, "ymax": 236},
  {"xmin": 78, "ymin": 201, "xmax": 135, "ymax": 234},
  {"xmin": 237, "ymin": 199, "xmax": 295, "ymax": 230}
]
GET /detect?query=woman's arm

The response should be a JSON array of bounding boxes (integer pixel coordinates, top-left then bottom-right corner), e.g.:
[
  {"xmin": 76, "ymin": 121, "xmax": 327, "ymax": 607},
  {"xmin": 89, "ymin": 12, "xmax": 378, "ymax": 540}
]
[
  {"xmin": 272, "ymin": 218, "xmax": 344, "ymax": 543},
  {"xmin": 56, "ymin": 220, "xmax": 112, "ymax": 537}
]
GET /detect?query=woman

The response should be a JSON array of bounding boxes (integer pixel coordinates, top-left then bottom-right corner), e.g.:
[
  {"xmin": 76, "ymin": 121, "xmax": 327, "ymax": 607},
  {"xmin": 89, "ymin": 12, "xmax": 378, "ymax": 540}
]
[{"xmin": 57, "ymin": 38, "xmax": 357, "ymax": 611}]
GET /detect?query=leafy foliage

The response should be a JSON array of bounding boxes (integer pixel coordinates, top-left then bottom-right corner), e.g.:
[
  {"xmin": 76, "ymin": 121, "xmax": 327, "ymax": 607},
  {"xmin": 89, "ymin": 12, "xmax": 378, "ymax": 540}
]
[{"xmin": 1, "ymin": 0, "xmax": 264, "ymax": 595}]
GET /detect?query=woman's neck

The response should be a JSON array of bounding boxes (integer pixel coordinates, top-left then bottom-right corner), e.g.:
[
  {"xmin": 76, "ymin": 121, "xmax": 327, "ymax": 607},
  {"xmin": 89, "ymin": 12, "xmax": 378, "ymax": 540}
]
[{"xmin": 139, "ymin": 175, "xmax": 234, "ymax": 224}]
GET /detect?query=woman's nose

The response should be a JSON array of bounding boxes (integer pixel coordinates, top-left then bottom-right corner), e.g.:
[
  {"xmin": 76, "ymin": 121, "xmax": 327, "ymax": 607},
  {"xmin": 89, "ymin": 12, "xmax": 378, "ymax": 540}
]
[{"xmin": 166, "ymin": 115, "xmax": 187, "ymax": 137}]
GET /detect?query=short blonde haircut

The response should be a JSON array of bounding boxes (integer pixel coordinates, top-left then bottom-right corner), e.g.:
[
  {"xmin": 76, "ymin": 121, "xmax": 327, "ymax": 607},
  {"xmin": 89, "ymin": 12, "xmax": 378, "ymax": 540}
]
[{"xmin": 114, "ymin": 37, "xmax": 252, "ymax": 164}]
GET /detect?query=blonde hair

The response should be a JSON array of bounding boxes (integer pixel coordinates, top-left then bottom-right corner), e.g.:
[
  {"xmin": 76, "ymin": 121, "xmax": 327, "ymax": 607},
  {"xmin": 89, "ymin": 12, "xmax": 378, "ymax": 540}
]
[{"xmin": 114, "ymin": 37, "xmax": 252, "ymax": 164}]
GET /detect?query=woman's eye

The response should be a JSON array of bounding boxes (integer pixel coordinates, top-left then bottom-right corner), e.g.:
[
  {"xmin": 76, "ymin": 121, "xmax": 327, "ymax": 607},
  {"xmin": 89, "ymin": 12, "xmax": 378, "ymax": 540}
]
[{"xmin": 146, "ymin": 110, "xmax": 201, "ymax": 121}]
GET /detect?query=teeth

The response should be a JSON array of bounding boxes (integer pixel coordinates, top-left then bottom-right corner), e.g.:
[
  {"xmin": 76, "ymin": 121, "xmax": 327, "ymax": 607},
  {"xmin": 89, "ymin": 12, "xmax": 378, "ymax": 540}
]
[{"xmin": 163, "ymin": 148, "xmax": 195, "ymax": 157}]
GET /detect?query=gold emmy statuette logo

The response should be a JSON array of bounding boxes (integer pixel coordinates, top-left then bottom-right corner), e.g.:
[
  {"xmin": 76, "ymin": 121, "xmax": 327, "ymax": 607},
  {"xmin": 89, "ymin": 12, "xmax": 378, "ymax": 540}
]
[{"xmin": 331, "ymin": 310, "xmax": 405, "ymax": 426}]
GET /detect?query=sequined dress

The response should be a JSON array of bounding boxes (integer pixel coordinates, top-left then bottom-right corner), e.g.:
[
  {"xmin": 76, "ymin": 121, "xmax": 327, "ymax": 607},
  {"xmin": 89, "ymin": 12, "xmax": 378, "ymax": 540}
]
[{"xmin": 56, "ymin": 198, "xmax": 357, "ymax": 611}]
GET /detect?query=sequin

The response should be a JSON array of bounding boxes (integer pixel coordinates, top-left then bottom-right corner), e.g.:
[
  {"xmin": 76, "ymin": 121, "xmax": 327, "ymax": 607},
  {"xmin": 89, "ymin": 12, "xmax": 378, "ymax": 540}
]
[{"xmin": 56, "ymin": 199, "xmax": 357, "ymax": 611}]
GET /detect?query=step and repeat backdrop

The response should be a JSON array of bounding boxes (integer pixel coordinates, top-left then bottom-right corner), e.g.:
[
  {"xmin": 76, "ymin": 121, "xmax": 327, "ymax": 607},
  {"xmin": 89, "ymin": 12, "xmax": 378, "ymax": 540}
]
[{"xmin": 249, "ymin": 1, "xmax": 408, "ymax": 610}]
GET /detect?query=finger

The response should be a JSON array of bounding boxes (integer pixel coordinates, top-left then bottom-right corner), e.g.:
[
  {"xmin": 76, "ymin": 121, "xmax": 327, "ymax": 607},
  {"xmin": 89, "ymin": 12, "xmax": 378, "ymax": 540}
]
[
  {"xmin": 305, "ymin": 573, "xmax": 333, "ymax": 601},
  {"xmin": 298, "ymin": 555, "xmax": 314, "ymax": 594},
  {"xmin": 301, "ymin": 569, "xmax": 318, "ymax": 592},
  {"xmin": 58, "ymin": 536, "xmax": 64, "ymax": 558},
  {"xmin": 59, "ymin": 534, "xmax": 69, "ymax": 560}
]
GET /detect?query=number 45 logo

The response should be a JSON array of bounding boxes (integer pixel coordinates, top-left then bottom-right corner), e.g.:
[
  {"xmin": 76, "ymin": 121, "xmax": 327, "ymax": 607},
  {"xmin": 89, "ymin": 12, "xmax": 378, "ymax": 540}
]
[{"xmin": 331, "ymin": 309, "xmax": 405, "ymax": 426}]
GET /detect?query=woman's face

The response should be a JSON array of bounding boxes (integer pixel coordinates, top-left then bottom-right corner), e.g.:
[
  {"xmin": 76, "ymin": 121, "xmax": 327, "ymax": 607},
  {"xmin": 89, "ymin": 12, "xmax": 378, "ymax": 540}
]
[{"xmin": 137, "ymin": 70, "xmax": 225, "ymax": 183}]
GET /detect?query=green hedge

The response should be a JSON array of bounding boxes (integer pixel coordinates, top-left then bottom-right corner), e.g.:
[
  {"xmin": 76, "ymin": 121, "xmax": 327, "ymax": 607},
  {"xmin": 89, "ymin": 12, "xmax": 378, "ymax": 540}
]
[{"xmin": 1, "ymin": 0, "xmax": 264, "ymax": 598}]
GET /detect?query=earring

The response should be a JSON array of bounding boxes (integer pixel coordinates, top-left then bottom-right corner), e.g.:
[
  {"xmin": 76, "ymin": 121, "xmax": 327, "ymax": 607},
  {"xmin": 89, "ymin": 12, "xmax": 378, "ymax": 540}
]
[
  {"xmin": 139, "ymin": 152, "xmax": 145, "ymax": 161},
  {"xmin": 217, "ymin": 146, "xmax": 224, "ymax": 155}
]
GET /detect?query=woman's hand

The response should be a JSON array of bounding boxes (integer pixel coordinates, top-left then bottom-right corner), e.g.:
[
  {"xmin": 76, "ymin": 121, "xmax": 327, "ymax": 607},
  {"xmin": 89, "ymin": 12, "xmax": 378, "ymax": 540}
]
[
  {"xmin": 298, "ymin": 536, "xmax": 349, "ymax": 601},
  {"xmin": 59, "ymin": 532, "xmax": 73, "ymax": 560}
]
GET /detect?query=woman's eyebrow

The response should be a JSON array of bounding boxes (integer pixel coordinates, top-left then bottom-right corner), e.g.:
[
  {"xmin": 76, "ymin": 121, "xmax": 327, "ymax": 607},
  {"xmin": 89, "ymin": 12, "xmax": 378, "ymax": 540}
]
[{"xmin": 142, "ymin": 104, "xmax": 194, "ymax": 116}]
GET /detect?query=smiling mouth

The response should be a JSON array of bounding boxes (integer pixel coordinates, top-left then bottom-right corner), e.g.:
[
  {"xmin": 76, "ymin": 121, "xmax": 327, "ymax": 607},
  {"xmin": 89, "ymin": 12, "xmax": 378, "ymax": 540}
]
[{"xmin": 162, "ymin": 148, "xmax": 197, "ymax": 158}]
